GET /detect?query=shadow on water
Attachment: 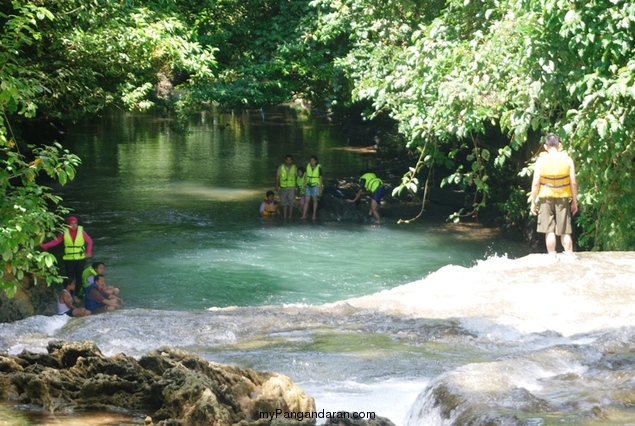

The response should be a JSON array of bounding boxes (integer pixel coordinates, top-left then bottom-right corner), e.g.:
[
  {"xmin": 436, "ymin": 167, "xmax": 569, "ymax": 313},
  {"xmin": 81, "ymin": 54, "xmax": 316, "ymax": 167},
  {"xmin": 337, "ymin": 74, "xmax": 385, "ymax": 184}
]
[{"xmin": 49, "ymin": 107, "xmax": 531, "ymax": 311}]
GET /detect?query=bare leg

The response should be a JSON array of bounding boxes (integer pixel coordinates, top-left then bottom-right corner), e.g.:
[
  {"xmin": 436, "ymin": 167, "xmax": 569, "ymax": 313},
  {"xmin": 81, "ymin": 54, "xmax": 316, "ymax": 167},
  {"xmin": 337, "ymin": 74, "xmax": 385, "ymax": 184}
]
[
  {"xmin": 561, "ymin": 234, "xmax": 574, "ymax": 253},
  {"xmin": 370, "ymin": 200, "xmax": 380, "ymax": 222},
  {"xmin": 312, "ymin": 196, "xmax": 318, "ymax": 220},
  {"xmin": 301, "ymin": 199, "xmax": 309, "ymax": 219},
  {"xmin": 545, "ymin": 232, "xmax": 557, "ymax": 254}
]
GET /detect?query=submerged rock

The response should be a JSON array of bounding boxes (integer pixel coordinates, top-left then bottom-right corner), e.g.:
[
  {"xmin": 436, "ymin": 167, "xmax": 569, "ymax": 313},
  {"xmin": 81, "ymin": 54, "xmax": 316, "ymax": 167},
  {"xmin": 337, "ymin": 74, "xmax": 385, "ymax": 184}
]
[{"xmin": 0, "ymin": 340, "xmax": 315, "ymax": 425}]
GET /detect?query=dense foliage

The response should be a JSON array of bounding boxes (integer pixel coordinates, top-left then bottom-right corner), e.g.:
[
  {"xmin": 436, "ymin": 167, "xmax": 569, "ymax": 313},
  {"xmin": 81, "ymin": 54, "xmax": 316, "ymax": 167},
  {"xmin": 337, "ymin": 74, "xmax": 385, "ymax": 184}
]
[
  {"xmin": 2, "ymin": 0, "xmax": 635, "ymax": 297},
  {"xmin": 0, "ymin": 0, "xmax": 215, "ymax": 295},
  {"xmin": 313, "ymin": 0, "xmax": 635, "ymax": 250}
]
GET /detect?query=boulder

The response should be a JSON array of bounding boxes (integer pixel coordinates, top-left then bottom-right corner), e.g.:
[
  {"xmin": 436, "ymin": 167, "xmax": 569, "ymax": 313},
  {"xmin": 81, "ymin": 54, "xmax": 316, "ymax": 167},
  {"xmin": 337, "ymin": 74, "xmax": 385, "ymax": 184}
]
[
  {"xmin": 0, "ymin": 340, "xmax": 315, "ymax": 425},
  {"xmin": 0, "ymin": 274, "xmax": 57, "ymax": 323},
  {"xmin": 324, "ymin": 412, "xmax": 397, "ymax": 426}
]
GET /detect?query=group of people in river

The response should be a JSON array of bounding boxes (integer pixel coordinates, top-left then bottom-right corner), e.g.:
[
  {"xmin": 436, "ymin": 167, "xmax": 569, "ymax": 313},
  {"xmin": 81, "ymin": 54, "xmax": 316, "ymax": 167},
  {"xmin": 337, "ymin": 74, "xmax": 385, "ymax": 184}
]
[
  {"xmin": 263, "ymin": 131, "xmax": 578, "ymax": 258},
  {"xmin": 41, "ymin": 133, "xmax": 578, "ymax": 320},
  {"xmin": 40, "ymin": 216, "xmax": 125, "ymax": 318},
  {"xmin": 260, "ymin": 154, "xmax": 387, "ymax": 222}
]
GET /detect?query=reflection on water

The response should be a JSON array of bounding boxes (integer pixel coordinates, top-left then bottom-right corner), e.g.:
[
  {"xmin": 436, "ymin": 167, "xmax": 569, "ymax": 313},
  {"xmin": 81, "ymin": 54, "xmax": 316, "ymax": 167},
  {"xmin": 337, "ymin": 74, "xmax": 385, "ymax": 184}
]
[{"xmin": 52, "ymin": 107, "xmax": 530, "ymax": 311}]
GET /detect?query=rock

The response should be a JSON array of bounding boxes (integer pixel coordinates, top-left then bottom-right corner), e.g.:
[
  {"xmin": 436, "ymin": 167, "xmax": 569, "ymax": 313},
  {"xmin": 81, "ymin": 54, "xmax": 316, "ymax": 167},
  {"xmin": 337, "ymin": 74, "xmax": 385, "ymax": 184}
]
[
  {"xmin": 0, "ymin": 274, "xmax": 57, "ymax": 323},
  {"xmin": 324, "ymin": 412, "xmax": 397, "ymax": 426},
  {"xmin": 318, "ymin": 187, "xmax": 367, "ymax": 222},
  {"xmin": 0, "ymin": 341, "xmax": 315, "ymax": 425}
]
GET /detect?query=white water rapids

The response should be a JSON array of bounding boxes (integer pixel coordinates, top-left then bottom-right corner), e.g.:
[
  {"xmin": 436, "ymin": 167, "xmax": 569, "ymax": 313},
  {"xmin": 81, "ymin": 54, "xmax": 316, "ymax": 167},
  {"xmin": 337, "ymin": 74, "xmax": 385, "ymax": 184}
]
[{"xmin": 1, "ymin": 252, "xmax": 635, "ymax": 425}]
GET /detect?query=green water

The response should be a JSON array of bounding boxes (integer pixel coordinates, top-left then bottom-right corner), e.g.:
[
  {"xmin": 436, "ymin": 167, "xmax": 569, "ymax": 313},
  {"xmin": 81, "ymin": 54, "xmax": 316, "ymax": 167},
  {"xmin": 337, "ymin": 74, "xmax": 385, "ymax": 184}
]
[{"xmin": 54, "ymin": 106, "xmax": 530, "ymax": 310}]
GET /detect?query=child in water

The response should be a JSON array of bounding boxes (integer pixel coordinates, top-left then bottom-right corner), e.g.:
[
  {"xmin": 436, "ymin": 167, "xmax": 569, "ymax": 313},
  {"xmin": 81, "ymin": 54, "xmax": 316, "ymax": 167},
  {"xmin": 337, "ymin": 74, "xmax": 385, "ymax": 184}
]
[
  {"xmin": 259, "ymin": 190, "xmax": 280, "ymax": 217},
  {"xmin": 296, "ymin": 166, "xmax": 306, "ymax": 215}
]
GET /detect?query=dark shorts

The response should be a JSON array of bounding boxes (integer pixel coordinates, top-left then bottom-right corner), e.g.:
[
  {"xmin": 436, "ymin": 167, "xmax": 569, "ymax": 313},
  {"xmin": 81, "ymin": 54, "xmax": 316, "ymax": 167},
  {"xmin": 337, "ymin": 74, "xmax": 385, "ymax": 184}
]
[
  {"xmin": 371, "ymin": 186, "xmax": 386, "ymax": 203},
  {"xmin": 59, "ymin": 310, "xmax": 74, "ymax": 317},
  {"xmin": 537, "ymin": 198, "xmax": 572, "ymax": 235}
]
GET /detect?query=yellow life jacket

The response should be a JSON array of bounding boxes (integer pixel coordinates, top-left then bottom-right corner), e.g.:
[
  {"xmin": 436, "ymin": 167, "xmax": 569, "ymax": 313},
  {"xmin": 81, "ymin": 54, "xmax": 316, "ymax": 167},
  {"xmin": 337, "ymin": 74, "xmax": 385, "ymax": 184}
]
[
  {"xmin": 279, "ymin": 164, "xmax": 297, "ymax": 188},
  {"xmin": 262, "ymin": 199, "xmax": 278, "ymax": 217},
  {"xmin": 305, "ymin": 164, "xmax": 322, "ymax": 187},
  {"xmin": 82, "ymin": 265, "xmax": 97, "ymax": 288},
  {"xmin": 360, "ymin": 173, "xmax": 383, "ymax": 193},
  {"xmin": 296, "ymin": 176, "xmax": 305, "ymax": 195},
  {"xmin": 63, "ymin": 226, "xmax": 86, "ymax": 260},
  {"xmin": 538, "ymin": 152, "xmax": 572, "ymax": 198}
]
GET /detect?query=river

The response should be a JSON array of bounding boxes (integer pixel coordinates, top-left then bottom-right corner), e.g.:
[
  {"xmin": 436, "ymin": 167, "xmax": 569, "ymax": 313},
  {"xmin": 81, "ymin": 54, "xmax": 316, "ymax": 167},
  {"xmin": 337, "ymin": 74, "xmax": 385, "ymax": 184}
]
[{"xmin": 3, "ymin": 107, "xmax": 633, "ymax": 425}]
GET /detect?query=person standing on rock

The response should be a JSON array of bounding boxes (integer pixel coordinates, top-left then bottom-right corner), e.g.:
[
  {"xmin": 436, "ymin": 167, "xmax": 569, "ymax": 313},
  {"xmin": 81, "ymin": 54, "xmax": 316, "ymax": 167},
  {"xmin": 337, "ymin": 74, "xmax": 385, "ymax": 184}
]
[
  {"xmin": 347, "ymin": 171, "xmax": 386, "ymax": 222},
  {"xmin": 530, "ymin": 133, "xmax": 578, "ymax": 257},
  {"xmin": 41, "ymin": 216, "xmax": 93, "ymax": 301},
  {"xmin": 276, "ymin": 154, "xmax": 297, "ymax": 219}
]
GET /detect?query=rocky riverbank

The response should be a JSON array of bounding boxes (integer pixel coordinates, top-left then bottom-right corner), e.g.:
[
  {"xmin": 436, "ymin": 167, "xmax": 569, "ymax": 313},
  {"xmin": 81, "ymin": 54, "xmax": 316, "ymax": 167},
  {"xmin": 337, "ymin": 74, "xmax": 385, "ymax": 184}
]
[
  {"xmin": 0, "ymin": 341, "xmax": 396, "ymax": 426},
  {"xmin": 0, "ymin": 340, "xmax": 312, "ymax": 425}
]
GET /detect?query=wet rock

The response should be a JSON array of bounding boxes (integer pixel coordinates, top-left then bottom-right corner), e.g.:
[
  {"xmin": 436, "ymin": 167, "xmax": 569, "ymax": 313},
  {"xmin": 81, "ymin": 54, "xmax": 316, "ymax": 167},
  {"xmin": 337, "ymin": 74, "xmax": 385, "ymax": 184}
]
[
  {"xmin": 407, "ymin": 382, "xmax": 553, "ymax": 426},
  {"xmin": 0, "ymin": 274, "xmax": 57, "ymax": 323},
  {"xmin": 318, "ymin": 187, "xmax": 367, "ymax": 222},
  {"xmin": 0, "ymin": 341, "xmax": 315, "ymax": 425},
  {"xmin": 324, "ymin": 412, "xmax": 397, "ymax": 425}
]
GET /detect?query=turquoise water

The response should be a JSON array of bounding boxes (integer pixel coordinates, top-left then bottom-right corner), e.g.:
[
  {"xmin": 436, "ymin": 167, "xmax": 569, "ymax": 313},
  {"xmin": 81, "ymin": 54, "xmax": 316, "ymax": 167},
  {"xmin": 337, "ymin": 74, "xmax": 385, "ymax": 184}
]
[
  {"xmin": 3, "ymin": 108, "xmax": 634, "ymax": 426},
  {"xmin": 51, "ymin": 107, "xmax": 530, "ymax": 311}
]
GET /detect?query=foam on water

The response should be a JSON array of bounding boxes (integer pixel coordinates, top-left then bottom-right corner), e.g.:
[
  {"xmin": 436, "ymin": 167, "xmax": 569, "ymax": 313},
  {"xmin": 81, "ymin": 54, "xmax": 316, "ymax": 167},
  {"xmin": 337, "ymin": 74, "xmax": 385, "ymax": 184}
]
[
  {"xmin": 338, "ymin": 252, "xmax": 635, "ymax": 337},
  {"xmin": 2, "ymin": 252, "xmax": 635, "ymax": 425}
]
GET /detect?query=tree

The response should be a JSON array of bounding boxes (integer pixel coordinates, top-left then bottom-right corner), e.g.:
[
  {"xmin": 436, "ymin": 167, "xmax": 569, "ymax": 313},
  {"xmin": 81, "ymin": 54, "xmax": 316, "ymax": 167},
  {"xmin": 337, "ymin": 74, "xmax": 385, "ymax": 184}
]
[
  {"xmin": 170, "ymin": 0, "xmax": 348, "ymax": 113},
  {"xmin": 314, "ymin": 0, "xmax": 635, "ymax": 250},
  {"xmin": 1, "ymin": 0, "xmax": 217, "ymax": 296},
  {"xmin": 1, "ymin": 2, "xmax": 80, "ymax": 295}
]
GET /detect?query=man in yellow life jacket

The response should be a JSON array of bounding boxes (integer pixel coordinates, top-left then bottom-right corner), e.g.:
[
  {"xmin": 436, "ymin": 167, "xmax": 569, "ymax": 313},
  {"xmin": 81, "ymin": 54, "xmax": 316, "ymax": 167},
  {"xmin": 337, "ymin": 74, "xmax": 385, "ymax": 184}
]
[
  {"xmin": 530, "ymin": 134, "xmax": 578, "ymax": 256},
  {"xmin": 276, "ymin": 154, "xmax": 297, "ymax": 219},
  {"xmin": 347, "ymin": 171, "xmax": 386, "ymax": 222}
]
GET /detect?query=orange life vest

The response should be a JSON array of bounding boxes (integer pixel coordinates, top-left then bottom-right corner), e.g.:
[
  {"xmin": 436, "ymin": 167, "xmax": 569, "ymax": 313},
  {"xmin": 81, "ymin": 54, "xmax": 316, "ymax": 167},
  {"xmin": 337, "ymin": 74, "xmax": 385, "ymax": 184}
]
[{"xmin": 261, "ymin": 199, "xmax": 278, "ymax": 217}]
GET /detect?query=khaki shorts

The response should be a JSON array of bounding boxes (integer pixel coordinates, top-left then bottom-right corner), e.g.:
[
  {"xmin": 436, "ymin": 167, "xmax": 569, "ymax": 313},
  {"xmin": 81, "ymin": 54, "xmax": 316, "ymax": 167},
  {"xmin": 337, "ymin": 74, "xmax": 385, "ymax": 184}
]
[
  {"xmin": 537, "ymin": 198, "xmax": 572, "ymax": 235},
  {"xmin": 278, "ymin": 187, "xmax": 295, "ymax": 207}
]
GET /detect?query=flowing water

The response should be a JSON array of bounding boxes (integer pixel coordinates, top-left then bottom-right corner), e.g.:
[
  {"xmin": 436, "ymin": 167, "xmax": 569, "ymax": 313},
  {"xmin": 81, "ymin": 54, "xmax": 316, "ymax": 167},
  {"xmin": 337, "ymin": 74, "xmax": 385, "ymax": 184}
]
[{"xmin": 2, "ymin": 108, "xmax": 634, "ymax": 425}]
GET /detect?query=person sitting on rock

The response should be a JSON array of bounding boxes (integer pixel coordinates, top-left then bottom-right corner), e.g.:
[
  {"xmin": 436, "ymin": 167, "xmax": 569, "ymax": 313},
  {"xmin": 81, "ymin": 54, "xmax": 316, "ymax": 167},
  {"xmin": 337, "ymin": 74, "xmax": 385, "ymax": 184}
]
[
  {"xmin": 82, "ymin": 261, "xmax": 120, "ymax": 298},
  {"xmin": 85, "ymin": 274, "xmax": 125, "ymax": 313},
  {"xmin": 57, "ymin": 279, "xmax": 91, "ymax": 317}
]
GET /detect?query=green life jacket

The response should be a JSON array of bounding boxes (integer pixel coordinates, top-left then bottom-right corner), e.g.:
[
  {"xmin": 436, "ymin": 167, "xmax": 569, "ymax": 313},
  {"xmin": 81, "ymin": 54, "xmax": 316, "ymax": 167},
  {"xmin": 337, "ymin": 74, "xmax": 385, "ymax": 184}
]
[
  {"xmin": 296, "ymin": 176, "xmax": 305, "ymax": 195},
  {"xmin": 305, "ymin": 164, "xmax": 322, "ymax": 187},
  {"xmin": 279, "ymin": 164, "xmax": 297, "ymax": 188},
  {"xmin": 82, "ymin": 266, "xmax": 97, "ymax": 289},
  {"xmin": 360, "ymin": 173, "xmax": 383, "ymax": 193},
  {"xmin": 63, "ymin": 226, "xmax": 86, "ymax": 260}
]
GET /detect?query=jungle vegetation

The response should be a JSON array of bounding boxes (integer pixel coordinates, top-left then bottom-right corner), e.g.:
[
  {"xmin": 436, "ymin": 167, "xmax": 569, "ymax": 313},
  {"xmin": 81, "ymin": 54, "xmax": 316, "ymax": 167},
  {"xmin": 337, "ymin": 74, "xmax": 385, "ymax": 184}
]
[{"xmin": 2, "ymin": 0, "xmax": 634, "ymax": 295}]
